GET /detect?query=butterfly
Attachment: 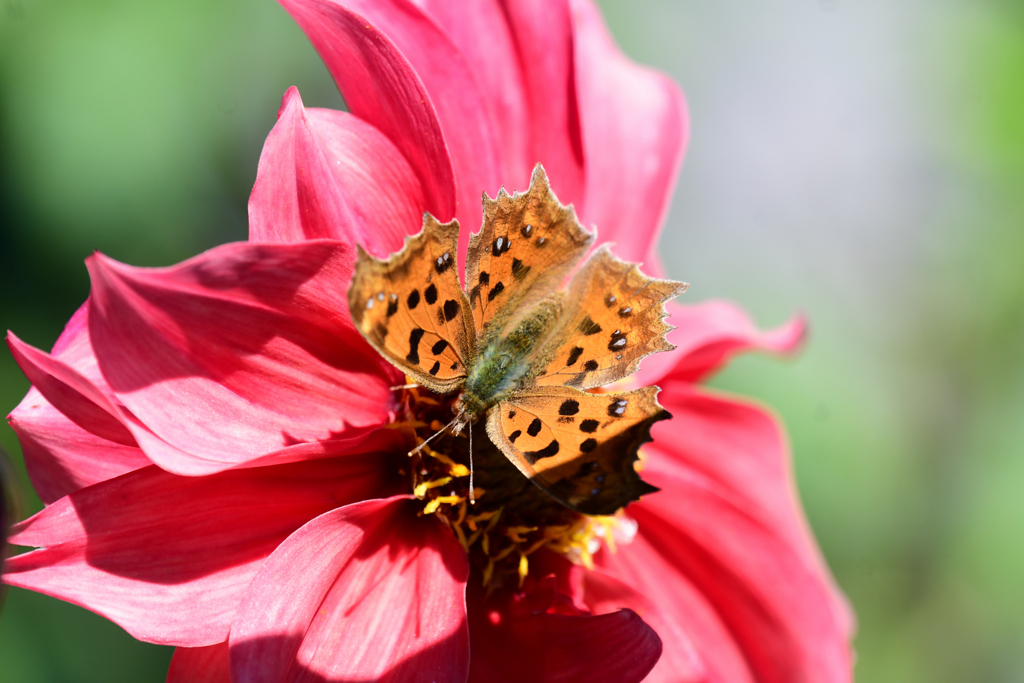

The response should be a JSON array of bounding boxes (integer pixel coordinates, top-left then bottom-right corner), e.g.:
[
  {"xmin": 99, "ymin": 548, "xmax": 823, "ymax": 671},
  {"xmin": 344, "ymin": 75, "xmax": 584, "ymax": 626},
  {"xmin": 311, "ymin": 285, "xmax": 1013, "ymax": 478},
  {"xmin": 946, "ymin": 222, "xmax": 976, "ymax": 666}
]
[{"xmin": 347, "ymin": 165, "xmax": 687, "ymax": 515}]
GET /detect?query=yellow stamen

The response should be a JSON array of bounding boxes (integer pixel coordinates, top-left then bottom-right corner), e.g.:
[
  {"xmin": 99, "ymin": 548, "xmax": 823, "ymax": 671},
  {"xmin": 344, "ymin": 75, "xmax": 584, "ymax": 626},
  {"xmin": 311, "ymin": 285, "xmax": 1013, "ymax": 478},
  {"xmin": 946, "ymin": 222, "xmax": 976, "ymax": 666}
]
[{"xmin": 413, "ymin": 476, "xmax": 452, "ymax": 498}]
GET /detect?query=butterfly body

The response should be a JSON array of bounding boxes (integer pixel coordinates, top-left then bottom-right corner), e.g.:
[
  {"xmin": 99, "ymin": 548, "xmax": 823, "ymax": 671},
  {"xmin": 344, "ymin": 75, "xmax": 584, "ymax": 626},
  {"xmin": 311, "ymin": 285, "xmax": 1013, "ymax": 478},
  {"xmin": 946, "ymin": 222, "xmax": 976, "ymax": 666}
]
[{"xmin": 348, "ymin": 165, "xmax": 687, "ymax": 515}]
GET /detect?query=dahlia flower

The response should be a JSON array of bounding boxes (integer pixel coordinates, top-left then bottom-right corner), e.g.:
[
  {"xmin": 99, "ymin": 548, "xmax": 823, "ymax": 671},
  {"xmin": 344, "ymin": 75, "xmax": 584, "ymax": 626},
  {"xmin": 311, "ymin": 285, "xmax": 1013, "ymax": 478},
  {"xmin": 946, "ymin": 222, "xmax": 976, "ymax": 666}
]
[{"xmin": 3, "ymin": 0, "xmax": 853, "ymax": 681}]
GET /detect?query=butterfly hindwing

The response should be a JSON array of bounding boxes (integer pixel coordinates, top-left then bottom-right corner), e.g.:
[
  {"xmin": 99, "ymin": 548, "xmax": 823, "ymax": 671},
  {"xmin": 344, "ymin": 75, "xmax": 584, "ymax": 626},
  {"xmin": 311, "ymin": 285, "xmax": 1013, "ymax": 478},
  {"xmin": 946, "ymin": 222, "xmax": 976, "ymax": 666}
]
[
  {"xmin": 534, "ymin": 245, "xmax": 687, "ymax": 390},
  {"xmin": 348, "ymin": 216, "xmax": 475, "ymax": 393},
  {"xmin": 485, "ymin": 386, "xmax": 667, "ymax": 515},
  {"xmin": 466, "ymin": 165, "xmax": 594, "ymax": 343}
]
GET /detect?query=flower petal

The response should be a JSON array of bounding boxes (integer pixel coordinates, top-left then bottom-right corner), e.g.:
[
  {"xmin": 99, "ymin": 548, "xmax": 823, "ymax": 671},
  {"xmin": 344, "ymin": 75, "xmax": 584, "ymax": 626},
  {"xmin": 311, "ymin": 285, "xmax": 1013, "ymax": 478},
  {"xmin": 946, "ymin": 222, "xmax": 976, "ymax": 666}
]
[
  {"xmin": 499, "ymin": 0, "xmax": 585, "ymax": 204},
  {"xmin": 569, "ymin": 0, "xmax": 688, "ymax": 264},
  {"xmin": 299, "ymin": 0, "xmax": 503, "ymax": 245},
  {"xmin": 594, "ymin": 398, "xmax": 853, "ymax": 682},
  {"xmin": 229, "ymin": 497, "xmax": 469, "ymax": 683},
  {"xmin": 637, "ymin": 302, "xmax": 807, "ymax": 387},
  {"xmin": 8, "ymin": 392, "xmax": 149, "ymax": 504},
  {"xmin": 3, "ymin": 452, "xmax": 397, "ymax": 646},
  {"xmin": 412, "ymin": 0, "xmax": 532, "ymax": 186},
  {"xmin": 276, "ymin": 0, "xmax": 457, "ymax": 227},
  {"xmin": 85, "ymin": 240, "xmax": 397, "ymax": 471},
  {"xmin": 167, "ymin": 642, "xmax": 231, "ymax": 683},
  {"xmin": 6, "ymin": 333, "xmax": 135, "ymax": 446},
  {"xmin": 467, "ymin": 580, "xmax": 662, "ymax": 683},
  {"xmin": 248, "ymin": 87, "xmax": 426, "ymax": 257}
]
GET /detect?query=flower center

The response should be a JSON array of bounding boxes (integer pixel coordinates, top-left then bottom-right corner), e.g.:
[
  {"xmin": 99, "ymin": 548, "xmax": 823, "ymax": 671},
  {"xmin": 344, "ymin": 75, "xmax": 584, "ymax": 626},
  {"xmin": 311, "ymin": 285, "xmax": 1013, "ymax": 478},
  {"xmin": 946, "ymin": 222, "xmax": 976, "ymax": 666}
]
[{"xmin": 390, "ymin": 383, "xmax": 625, "ymax": 589}]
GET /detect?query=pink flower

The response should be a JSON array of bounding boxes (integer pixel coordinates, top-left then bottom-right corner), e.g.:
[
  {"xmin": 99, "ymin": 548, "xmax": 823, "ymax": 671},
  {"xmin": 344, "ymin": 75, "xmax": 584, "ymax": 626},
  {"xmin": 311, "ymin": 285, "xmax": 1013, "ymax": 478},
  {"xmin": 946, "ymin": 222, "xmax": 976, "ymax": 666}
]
[{"xmin": 3, "ymin": 1, "xmax": 853, "ymax": 681}]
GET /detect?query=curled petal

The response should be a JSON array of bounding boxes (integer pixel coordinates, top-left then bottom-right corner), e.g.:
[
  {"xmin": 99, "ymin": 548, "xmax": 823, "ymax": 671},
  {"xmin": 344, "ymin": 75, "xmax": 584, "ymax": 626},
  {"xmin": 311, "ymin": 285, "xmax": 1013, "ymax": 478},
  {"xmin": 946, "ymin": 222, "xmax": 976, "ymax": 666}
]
[
  {"xmin": 9, "ymin": 391, "xmax": 149, "ymax": 504},
  {"xmin": 4, "ymin": 452, "xmax": 397, "ymax": 646},
  {"xmin": 229, "ymin": 497, "xmax": 469, "ymax": 683},
  {"xmin": 277, "ymin": 0, "xmax": 456, "ymax": 226},
  {"xmin": 85, "ymin": 240, "xmax": 397, "ymax": 472},
  {"xmin": 167, "ymin": 642, "xmax": 231, "ymax": 683},
  {"xmin": 638, "ymin": 301, "xmax": 807, "ymax": 387},
  {"xmin": 570, "ymin": 0, "xmax": 688, "ymax": 264},
  {"xmin": 249, "ymin": 87, "xmax": 426, "ymax": 257},
  {"xmin": 467, "ymin": 580, "xmax": 662, "ymax": 683}
]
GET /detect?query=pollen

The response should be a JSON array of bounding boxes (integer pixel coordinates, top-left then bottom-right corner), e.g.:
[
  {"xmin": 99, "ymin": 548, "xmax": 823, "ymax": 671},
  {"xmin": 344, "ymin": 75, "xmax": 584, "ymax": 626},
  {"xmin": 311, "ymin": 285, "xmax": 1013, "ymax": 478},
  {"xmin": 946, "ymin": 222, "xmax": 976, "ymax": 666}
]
[{"xmin": 394, "ymin": 381, "xmax": 627, "ymax": 589}]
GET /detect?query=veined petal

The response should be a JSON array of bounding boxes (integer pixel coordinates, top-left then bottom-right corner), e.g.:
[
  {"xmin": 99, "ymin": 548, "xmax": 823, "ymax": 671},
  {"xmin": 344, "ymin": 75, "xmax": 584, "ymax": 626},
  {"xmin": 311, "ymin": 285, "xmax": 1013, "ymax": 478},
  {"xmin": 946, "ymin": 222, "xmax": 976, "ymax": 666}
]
[
  {"xmin": 570, "ymin": 0, "xmax": 688, "ymax": 264},
  {"xmin": 167, "ymin": 642, "xmax": 231, "ymax": 683},
  {"xmin": 467, "ymin": 580, "xmax": 661, "ymax": 683},
  {"xmin": 276, "ymin": 0, "xmax": 457, "ymax": 227},
  {"xmin": 498, "ymin": 0, "xmax": 585, "ymax": 205},
  {"xmin": 9, "ymin": 391, "xmax": 149, "ymax": 504},
  {"xmin": 637, "ymin": 301, "xmax": 807, "ymax": 387},
  {"xmin": 229, "ymin": 497, "xmax": 469, "ymax": 683},
  {"xmin": 3, "ymin": 452, "xmax": 397, "ymax": 646},
  {"xmin": 249, "ymin": 86, "xmax": 426, "ymax": 257},
  {"xmin": 85, "ymin": 240, "xmax": 398, "ymax": 470}
]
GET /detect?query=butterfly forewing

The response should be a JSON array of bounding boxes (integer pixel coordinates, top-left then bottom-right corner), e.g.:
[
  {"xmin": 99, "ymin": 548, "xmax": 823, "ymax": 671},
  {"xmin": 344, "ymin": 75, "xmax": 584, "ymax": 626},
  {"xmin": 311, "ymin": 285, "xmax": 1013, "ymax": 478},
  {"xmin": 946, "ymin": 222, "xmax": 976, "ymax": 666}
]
[
  {"xmin": 347, "ymin": 216, "xmax": 475, "ymax": 394},
  {"xmin": 466, "ymin": 165, "xmax": 594, "ymax": 343},
  {"xmin": 534, "ymin": 246, "xmax": 687, "ymax": 391},
  {"xmin": 485, "ymin": 386, "xmax": 666, "ymax": 515}
]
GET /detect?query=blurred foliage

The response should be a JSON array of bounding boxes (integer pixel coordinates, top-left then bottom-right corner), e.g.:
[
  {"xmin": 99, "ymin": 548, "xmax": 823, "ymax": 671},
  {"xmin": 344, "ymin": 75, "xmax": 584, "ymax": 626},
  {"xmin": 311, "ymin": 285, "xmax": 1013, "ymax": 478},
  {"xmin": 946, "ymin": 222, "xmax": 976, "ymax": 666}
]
[{"xmin": 1, "ymin": 1, "xmax": 1023, "ymax": 682}]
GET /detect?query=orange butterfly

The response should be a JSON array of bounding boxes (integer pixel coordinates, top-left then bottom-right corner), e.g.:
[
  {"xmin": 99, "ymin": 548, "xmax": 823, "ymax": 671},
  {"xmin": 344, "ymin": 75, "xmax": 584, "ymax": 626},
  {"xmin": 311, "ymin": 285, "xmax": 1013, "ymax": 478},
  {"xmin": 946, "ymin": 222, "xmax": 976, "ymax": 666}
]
[{"xmin": 348, "ymin": 165, "xmax": 686, "ymax": 515}]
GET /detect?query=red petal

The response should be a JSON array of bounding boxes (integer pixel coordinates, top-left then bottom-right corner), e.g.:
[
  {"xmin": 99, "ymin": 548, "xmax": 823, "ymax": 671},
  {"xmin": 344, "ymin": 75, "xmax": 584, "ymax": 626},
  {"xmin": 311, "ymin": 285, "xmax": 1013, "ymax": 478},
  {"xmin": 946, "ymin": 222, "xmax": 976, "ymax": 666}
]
[
  {"xmin": 249, "ymin": 87, "xmax": 426, "ymax": 257},
  {"xmin": 594, "ymin": 392, "xmax": 853, "ymax": 681},
  {"xmin": 167, "ymin": 642, "xmax": 231, "ymax": 683},
  {"xmin": 569, "ymin": 0, "xmax": 688, "ymax": 264},
  {"xmin": 277, "ymin": 0, "xmax": 456, "ymax": 226},
  {"xmin": 9, "ymin": 393, "xmax": 148, "ymax": 504},
  {"xmin": 637, "ymin": 301, "xmax": 807, "ymax": 387},
  {"xmin": 7, "ymin": 333, "xmax": 134, "ymax": 446},
  {"xmin": 85, "ymin": 241, "xmax": 397, "ymax": 471},
  {"xmin": 467, "ymin": 580, "xmax": 661, "ymax": 683},
  {"xmin": 302, "ymin": 0, "xmax": 503, "ymax": 250},
  {"xmin": 499, "ymin": 0, "xmax": 585, "ymax": 205},
  {"xmin": 229, "ymin": 497, "xmax": 469, "ymax": 683},
  {"xmin": 413, "ymin": 0, "xmax": 532, "ymax": 186},
  {"xmin": 3, "ymin": 452, "xmax": 396, "ymax": 646}
]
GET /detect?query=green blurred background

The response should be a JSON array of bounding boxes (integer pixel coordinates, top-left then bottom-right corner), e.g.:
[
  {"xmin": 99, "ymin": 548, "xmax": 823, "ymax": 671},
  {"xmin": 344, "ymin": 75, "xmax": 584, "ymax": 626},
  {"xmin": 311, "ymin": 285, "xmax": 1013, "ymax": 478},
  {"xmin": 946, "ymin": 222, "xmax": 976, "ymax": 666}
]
[{"xmin": 1, "ymin": 0, "xmax": 1022, "ymax": 680}]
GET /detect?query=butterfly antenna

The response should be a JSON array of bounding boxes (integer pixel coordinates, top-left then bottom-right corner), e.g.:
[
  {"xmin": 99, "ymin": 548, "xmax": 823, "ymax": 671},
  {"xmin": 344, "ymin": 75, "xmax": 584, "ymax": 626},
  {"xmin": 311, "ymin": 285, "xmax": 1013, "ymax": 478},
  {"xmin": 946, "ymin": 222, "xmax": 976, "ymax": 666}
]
[
  {"xmin": 407, "ymin": 413, "xmax": 461, "ymax": 457},
  {"xmin": 468, "ymin": 422, "xmax": 476, "ymax": 506},
  {"xmin": 390, "ymin": 383, "xmax": 419, "ymax": 391}
]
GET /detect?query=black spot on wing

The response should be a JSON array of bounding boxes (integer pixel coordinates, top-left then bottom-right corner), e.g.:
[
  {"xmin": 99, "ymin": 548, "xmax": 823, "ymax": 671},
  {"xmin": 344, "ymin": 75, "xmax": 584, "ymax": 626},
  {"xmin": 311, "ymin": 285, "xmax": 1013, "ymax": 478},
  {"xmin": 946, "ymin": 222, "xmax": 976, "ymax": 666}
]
[
  {"xmin": 520, "ymin": 223, "xmax": 533, "ymax": 238},
  {"xmin": 431, "ymin": 339, "xmax": 449, "ymax": 355},
  {"xmin": 527, "ymin": 418, "xmax": 542, "ymax": 437},
  {"xmin": 583, "ymin": 360, "xmax": 599, "ymax": 372},
  {"xmin": 407, "ymin": 289, "xmax": 420, "ymax": 310},
  {"xmin": 425, "ymin": 284, "xmax": 438, "ymax": 305},
  {"xmin": 578, "ymin": 316, "xmax": 602, "ymax": 336},
  {"xmin": 443, "ymin": 299, "xmax": 460, "ymax": 322},
  {"xmin": 511, "ymin": 258, "xmax": 531, "ymax": 281},
  {"xmin": 429, "ymin": 361, "xmax": 441, "ymax": 376},
  {"xmin": 605, "ymin": 294, "xmax": 617, "ymax": 307},
  {"xmin": 566, "ymin": 346, "xmax": 584, "ymax": 367},
  {"xmin": 386, "ymin": 296, "xmax": 399, "ymax": 318},
  {"xmin": 478, "ymin": 271, "xmax": 490, "ymax": 286},
  {"xmin": 559, "ymin": 399, "xmax": 580, "ymax": 416},
  {"xmin": 434, "ymin": 251, "xmax": 453, "ymax": 274},
  {"xmin": 509, "ymin": 429, "xmax": 522, "ymax": 443},
  {"xmin": 608, "ymin": 330, "xmax": 628, "ymax": 351},
  {"xmin": 406, "ymin": 328, "xmax": 425, "ymax": 365},
  {"xmin": 492, "ymin": 236, "xmax": 511, "ymax": 256},
  {"xmin": 607, "ymin": 398, "xmax": 628, "ymax": 417},
  {"xmin": 580, "ymin": 419, "xmax": 599, "ymax": 433},
  {"xmin": 618, "ymin": 306, "xmax": 633, "ymax": 318},
  {"xmin": 508, "ymin": 410, "xmax": 516, "ymax": 419},
  {"xmin": 580, "ymin": 438, "xmax": 598, "ymax": 453},
  {"xmin": 524, "ymin": 439, "xmax": 559, "ymax": 464},
  {"xmin": 487, "ymin": 281, "xmax": 505, "ymax": 302}
]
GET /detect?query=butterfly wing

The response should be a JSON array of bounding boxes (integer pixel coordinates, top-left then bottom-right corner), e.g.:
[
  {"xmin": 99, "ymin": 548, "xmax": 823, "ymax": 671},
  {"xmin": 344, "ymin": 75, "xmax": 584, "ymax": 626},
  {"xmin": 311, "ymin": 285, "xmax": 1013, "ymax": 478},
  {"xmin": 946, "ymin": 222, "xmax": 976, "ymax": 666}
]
[
  {"xmin": 486, "ymin": 386, "xmax": 667, "ymax": 515},
  {"xmin": 533, "ymin": 245, "xmax": 687, "ymax": 390},
  {"xmin": 348, "ymin": 215, "xmax": 475, "ymax": 393},
  {"xmin": 466, "ymin": 165, "xmax": 593, "ymax": 343}
]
